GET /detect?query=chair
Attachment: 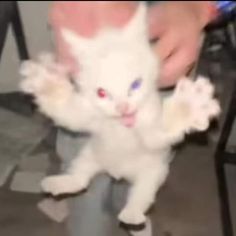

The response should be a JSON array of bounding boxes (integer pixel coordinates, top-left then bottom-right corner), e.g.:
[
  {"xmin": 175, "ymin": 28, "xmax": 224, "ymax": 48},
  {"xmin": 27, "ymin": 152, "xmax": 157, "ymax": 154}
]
[
  {"xmin": 202, "ymin": 7, "xmax": 236, "ymax": 236},
  {"xmin": 0, "ymin": 1, "xmax": 34, "ymax": 116}
]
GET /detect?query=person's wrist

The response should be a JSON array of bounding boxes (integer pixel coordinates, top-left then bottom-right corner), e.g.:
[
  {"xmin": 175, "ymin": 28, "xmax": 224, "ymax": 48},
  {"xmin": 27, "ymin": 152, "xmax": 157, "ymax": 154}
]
[
  {"xmin": 179, "ymin": 1, "xmax": 218, "ymax": 29},
  {"xmin": 188, "ymin": 1, "xmax": 219, "ymax": 27}
]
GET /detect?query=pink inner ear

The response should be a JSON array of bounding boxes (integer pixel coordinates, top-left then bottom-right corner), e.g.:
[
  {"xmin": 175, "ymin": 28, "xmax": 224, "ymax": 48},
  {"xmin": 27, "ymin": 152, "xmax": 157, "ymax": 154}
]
[{"xmin": 97, "ymin": 88, "xmax": 107, "ymax": 98}]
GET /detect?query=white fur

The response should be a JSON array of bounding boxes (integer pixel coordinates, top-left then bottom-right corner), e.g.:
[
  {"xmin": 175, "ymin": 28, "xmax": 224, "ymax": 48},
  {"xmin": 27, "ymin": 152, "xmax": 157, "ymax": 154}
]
[{"xmin": 19, "ymin": 3, "xmax": 220, "ymax": 225}]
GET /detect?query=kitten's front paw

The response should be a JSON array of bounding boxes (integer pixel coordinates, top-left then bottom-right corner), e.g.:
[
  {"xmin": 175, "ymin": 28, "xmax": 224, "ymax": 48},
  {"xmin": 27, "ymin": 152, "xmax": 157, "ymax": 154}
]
[
  {"xmin": 41, "ymin": 175, "xmax": 86, "ymax": 196},
  {"xmin": 165, "ymin": 76, "xmax": 220, "ymax": 133},
  {"xmin": 118, "ymin": 207, "xmax": 146, "ymax": 225},
  {"xmin": 19, "ymin": 53, "xmax": 72, "ymax": 98}
]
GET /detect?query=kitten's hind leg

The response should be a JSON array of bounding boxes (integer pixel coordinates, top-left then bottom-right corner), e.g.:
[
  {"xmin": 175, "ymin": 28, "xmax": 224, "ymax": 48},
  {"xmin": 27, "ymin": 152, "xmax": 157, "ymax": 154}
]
[
  {"xmin": 118, "ymin": 163, "xmax": 169, "ymax": 225},
  {"xmin": 41, "ymin": 149, "xmax": 102, "ymax": 196}
]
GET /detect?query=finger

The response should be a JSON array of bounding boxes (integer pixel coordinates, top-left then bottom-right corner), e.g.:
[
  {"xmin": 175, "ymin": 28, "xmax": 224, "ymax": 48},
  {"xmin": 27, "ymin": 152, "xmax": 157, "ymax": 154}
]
[
  {"xmin": 152, "ymin": 32, "xmax": 179, "ymax": 62},
  {"xmin": 158, "ymin": 44, "xmax": 198, "ymax": 88},
  {"xmin": 158, "ymin": 65, "xmax": 192, "ymax": 88}
]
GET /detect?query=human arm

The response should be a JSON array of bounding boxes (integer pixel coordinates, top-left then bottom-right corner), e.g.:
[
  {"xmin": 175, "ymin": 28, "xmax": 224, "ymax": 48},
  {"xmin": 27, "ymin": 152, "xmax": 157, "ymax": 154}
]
[
  {"xmin": 49, "ymin": 1, "xmax": 137, "ymax": 75},
  {"xmin": 49, "ymin": 1, "xmax": 235, "ymax": 89}
]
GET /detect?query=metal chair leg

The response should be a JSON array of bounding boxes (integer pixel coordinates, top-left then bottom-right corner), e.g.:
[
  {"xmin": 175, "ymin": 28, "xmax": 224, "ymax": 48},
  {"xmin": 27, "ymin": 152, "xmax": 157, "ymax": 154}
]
[
  {"xmin": 214, "ymin": 81, "xmax": 236, "ymax": 236},
  {"xmin": 215, "ymin": 161, "xmax": 234, "ymax": 236},
  {"xmin": 11, "ymin": 1, "xmax": 29, "ymax": 60},
  {"xmin": 0, "ymin": 1, "xmax": 36, "ymax": 116}
]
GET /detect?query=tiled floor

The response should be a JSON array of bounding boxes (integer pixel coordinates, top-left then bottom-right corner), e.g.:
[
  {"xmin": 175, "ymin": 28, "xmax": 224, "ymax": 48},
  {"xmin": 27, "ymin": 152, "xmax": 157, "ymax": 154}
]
[
  {"xmin": 0, "ymin": 108, "xmax": 67, "ymax": 236},
  {"xmin": 0, "ymin": 38, "xmax": 236, "ymax": 236},
  {"xmin": 0, "ymin": 110, "xmax": 228, "ymax": 236}
]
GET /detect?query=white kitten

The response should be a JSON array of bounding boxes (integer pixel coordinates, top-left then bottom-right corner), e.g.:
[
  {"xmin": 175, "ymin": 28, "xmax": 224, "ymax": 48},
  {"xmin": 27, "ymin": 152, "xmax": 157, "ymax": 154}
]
[{"xmin": 19, "ymin": 3, "xmax": 220, "ymax": 225}]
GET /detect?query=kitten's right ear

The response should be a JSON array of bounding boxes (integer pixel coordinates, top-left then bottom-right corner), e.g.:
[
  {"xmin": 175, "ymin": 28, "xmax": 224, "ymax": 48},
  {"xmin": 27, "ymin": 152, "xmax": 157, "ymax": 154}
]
[
  {"xmin": 61, "ymin": 28, "xmax": 94, "ymax": 62},
  {"xmin": 121, "ymin": 3, "xmax": 148, "ymax": 42}
]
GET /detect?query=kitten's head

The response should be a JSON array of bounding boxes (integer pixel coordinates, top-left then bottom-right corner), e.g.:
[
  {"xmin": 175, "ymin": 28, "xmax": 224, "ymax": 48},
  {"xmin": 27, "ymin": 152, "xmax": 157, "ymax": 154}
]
[{"xmin": 62, "ymin": 3, "xmax": 159, "ymax": 120}]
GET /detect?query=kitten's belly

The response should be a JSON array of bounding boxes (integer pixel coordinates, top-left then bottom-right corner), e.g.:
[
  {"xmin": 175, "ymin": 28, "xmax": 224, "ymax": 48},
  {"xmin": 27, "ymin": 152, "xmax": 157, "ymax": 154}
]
[
  {"xmin": 91, "ymin": 122, "xmax": 150, "ymax": 179},
  {"xmin": 93, "ymin": 122, "xmax": 140, "ymax": 154}
]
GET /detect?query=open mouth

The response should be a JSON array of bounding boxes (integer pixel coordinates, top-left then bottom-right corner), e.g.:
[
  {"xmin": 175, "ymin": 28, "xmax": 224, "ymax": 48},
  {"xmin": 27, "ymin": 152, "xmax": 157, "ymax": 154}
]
[{"xmin": 119, "ymin": 111, "xmax": 137, "ymax": 128}]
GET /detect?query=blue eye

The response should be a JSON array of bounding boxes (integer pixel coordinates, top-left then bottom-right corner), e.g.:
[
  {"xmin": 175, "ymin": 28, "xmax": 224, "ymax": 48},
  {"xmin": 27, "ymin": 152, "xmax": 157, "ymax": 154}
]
[{"xmin": 130, "ymin": 78, "xmax": 142, "ymax": 91}]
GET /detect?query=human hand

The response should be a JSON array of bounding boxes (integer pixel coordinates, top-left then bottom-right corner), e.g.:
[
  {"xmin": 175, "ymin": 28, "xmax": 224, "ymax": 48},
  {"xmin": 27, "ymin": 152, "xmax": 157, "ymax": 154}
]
[
  {"xmin": 148, "ymin": 1, "xmax": 214, "ymax": 88},
  {"xmin": 49, "ymin": 1, "xmax": 137, "ymax": 75},
  {"xmin": 49, "ymin": 1, "xmax": 214, "ymax": 89}
]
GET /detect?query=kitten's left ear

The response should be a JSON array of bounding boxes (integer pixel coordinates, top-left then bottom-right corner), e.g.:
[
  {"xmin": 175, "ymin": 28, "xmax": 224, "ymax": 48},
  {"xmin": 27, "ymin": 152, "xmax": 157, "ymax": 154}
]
[
  {"xmin": 121, "ymin": 3, "xmax": 148, "ymax": 41},
  {"xmin": 61, "ymin": 28, "xmax": 94, "ymax": 64}
]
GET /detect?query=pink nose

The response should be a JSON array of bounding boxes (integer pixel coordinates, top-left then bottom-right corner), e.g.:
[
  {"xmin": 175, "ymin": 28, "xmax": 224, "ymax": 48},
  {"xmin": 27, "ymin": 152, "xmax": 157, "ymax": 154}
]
[{"xmin": 116, "ymin": 103, "xmax": 129, "ymax": 114}]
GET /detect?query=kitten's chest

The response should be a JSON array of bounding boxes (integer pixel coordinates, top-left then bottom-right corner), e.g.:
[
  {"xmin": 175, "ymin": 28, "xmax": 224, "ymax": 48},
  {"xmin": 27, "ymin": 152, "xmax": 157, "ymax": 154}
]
[
  {"xmin": 93, "ymin": 121, "xmax": 143, "ymax": 178},
  {"xmin": 98, "ymin": 120, "xmax": 140, "ymax": 151}
]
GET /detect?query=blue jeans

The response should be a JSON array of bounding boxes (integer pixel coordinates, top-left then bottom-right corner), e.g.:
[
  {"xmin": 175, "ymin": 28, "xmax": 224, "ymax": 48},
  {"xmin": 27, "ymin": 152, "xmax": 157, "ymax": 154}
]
[{"xmin": 57, "ymin": 130, "xmax": 143, "ymax": 236}]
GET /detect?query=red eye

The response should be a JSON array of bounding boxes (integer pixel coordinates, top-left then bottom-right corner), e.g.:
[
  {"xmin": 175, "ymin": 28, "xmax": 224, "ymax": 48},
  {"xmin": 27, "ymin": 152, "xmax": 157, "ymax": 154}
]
[{"xmin": 97, "ymin": 88, "xmax": 107, "ymax": 98}]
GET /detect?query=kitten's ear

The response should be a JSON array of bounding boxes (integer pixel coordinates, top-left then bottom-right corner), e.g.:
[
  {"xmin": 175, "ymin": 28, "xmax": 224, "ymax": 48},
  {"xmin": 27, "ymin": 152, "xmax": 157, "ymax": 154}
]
[
  {"xmin": 121, "ymin": 3, "xmax": 148, "ymax": 41},
  {"xmin": 61, "ymin": 28, "xmax": 94, "ymax": 62}
]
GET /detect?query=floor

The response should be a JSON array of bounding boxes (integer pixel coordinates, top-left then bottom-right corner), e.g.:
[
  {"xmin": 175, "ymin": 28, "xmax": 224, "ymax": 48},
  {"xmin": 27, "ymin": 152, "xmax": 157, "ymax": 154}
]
[{"xmin": 0, "ymin": 35, "xmax": 236, "ymax": 236}]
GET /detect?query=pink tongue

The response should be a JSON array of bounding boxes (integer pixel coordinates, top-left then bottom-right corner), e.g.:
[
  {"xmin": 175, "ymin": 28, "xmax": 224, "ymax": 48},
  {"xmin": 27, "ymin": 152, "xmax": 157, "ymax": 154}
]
[{"xmin": 120, "ymin": 114, "xmax": 136, "ymax": 127}]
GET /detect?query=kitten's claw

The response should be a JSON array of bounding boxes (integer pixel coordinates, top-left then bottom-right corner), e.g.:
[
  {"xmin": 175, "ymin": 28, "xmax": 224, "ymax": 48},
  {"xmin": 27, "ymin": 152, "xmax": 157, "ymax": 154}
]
[
  {"xmin": 165, "ymin": 76, "xmax": 221, "ymax": 134},
  {"xmin": 118, "ymin": 207, "xmax": 146, "ymax": 225},
  {"xmin": 19, "ymin": 53, "xmax": 72, "ymax": 97},
  {"xmin": 41, "ymin": 175, "xmax": 86, "ymax": 196}
]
